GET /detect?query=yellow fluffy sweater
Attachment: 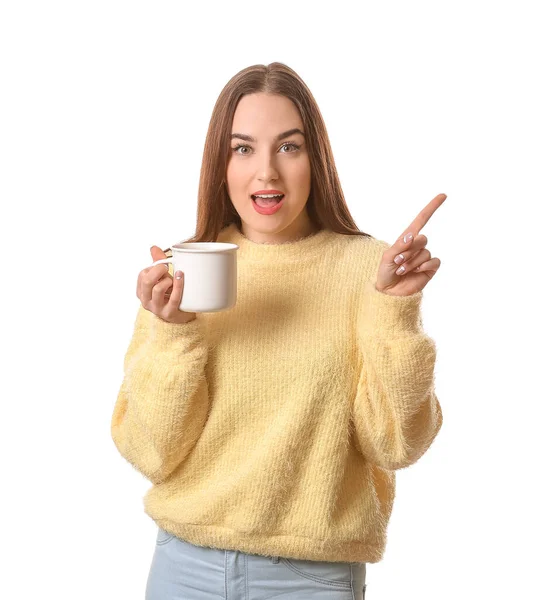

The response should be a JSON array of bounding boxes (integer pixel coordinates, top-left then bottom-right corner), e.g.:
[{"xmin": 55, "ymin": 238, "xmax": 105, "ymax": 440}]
[{"xmin": 111, "ymin": 222, "xmax": 443, "ymax": 564}]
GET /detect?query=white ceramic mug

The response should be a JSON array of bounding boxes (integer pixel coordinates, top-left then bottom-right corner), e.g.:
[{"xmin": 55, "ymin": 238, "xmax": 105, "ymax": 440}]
[{"xmin": 148, "ymin": 241, "xmax": 239, "ymax": 313}]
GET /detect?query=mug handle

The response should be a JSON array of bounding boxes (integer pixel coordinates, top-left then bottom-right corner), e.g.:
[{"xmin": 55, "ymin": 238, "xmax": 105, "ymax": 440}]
[{"xmin": 146, "ymin": 258, "xmax": 173, "ymax": 269}]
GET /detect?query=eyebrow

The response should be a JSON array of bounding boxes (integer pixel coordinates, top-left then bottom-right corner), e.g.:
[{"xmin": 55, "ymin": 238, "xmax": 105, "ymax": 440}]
[{"xmin": 230, "ymin": 128, "xmax": 305, "ymax": 143}]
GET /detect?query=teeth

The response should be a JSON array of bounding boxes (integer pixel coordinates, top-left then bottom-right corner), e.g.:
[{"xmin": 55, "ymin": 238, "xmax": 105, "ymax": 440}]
[{"xmin": 253, "ymin": 194, "xmax": 283, "ymax": 199}]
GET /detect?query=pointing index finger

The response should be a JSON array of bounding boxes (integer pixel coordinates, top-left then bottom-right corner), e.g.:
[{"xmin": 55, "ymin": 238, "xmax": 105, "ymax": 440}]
[{"xmin": 401, "ymin": 193, "xmax": 447, "ymax": 239}]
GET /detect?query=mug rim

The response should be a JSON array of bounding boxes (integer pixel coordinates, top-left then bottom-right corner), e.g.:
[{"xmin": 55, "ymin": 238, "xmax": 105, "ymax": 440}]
[{"xmin": 170, "ymin": 242, "xmax": 239, "ymax": 253}]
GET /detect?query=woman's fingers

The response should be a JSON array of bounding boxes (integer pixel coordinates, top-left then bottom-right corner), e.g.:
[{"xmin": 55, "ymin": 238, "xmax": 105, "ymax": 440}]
[
  {"xmin": 163, "ymin": 272, "xmax": 184, "ymax": 314},
  {"xmin": 397, "ymin": 194, "xmax": 447, "ymax": 242},
  {"xmin": 151, "ymin": 274, "xmax": 174, "ymax": 308},
  {"xmin": 390, "ymin": 234, "xmax": 428, "ymax": 266},
  {"xmin": 415, "ymin": 257, "xmax": 441, "ymax": 275},
  {"xmin": 396, "ymin": 248, "xmax": 432, "ymax": 275},
  {"xmin": 138, "ymin": 264, "xmax": 170, "ymax": 304},
  {"xmin": 135, "ymin": 250, "xmax": 195, "ymax": 324}
]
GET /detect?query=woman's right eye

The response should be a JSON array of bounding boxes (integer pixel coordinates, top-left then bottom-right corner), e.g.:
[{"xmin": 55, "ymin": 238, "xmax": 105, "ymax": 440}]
[{"xmin": 231, "ymin": 144, "xmax": 251, "ymax": 155}]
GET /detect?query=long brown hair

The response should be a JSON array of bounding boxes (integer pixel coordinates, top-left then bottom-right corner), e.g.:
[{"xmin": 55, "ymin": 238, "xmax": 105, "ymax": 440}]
[{"xmin": 164, "ymin": 62, "xmax": 372, "ymax": 254}]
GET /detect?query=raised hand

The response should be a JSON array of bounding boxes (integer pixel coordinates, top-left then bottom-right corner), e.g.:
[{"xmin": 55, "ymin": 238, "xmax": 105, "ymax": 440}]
[{"xmin": 374, "ymin": 193, "xmax": 447, "ymax": 297}]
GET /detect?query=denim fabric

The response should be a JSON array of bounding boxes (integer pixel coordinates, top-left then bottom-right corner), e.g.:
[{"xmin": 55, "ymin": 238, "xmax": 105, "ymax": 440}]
[{"xmin": 146, "ymin": 527, "xmax": 367, "ymax": 599}]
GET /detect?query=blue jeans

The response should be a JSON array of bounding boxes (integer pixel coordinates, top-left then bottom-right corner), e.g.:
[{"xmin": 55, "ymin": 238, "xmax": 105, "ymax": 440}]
[{"xmin": 146, "ymin": 527, "xmax": 367, "ymax": 599}]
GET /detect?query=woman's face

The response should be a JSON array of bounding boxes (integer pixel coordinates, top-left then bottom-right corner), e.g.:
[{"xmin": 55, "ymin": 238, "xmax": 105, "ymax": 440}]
[{"xmin": 225, "ymin": 93, "xmax": 315, "ymax": 243}]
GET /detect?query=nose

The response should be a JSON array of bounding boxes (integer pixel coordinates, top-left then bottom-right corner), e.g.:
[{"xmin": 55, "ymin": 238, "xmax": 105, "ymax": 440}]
[{"xmin": 256, "ymin": 150, "xmax": 279, "ymax": 184}]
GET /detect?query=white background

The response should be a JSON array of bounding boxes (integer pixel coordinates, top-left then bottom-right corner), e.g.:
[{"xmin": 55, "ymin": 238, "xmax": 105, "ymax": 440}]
[{"xmin": 1, "ymin": 1, "xmax": 534, "ymax": 598}]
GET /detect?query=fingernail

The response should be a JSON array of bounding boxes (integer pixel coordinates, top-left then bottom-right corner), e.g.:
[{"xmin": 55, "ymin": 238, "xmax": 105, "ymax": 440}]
[
  {"xmin": 175, "ymin": 271, "xmax": 183, "ymax": 279},
  {"xmin": 396, "ymin": 265, "xmax": 406, "ymax": 275},
  {"xmin": 403, "ymin": 233, "xmax": 413, "ymax": 243},
  {"xmin": 394, "ymin": 254, "xmax": 405, "ymax": 265}
]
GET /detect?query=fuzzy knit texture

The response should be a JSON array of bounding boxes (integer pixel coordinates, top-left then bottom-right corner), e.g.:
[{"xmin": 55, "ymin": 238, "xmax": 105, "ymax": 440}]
[{"xmin": 111, "ymin": 221, "xmax": 443, "ymax": 564}]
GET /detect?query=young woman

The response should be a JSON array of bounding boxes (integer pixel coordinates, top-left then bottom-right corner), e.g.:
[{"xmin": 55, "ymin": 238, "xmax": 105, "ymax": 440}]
[{"xmin": 111, "ymin": 62, "xmax": 445, "ymax": 600}]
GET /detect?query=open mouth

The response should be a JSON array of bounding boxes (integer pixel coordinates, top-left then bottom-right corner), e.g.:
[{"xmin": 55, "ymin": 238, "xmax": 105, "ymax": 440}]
[
  {"xmin": 251, "ymin": 194, "xmax": 285, "ymax": 207},
  {"xmin": 251, "ymin": 194, "xmax": 285, "ymax": 215}
]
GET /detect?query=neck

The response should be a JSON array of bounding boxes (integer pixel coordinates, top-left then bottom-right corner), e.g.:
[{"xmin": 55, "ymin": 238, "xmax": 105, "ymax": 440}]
[{"xmin": 239, "ymin": 214, "xmax": 319, "ymax": 245}]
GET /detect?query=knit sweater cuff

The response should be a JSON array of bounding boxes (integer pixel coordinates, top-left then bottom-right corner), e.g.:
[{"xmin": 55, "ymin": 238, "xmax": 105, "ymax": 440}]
[
  {"xmin": 147, "ymin": 312, "xmax": 205, "ymax": 349},
  {"xmin": 360, "ymin": 279, "xmax": 424, "ymax": 337}
]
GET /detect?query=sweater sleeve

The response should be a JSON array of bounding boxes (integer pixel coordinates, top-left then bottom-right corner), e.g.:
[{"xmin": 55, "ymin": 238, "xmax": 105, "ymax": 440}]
[
  {"xmin": 352, "ymin": 275, "xmax": 443, "ymax": 471},
  {"xmin": 111, "ymin": 304, "xmax": 210, "ymax": 484}
]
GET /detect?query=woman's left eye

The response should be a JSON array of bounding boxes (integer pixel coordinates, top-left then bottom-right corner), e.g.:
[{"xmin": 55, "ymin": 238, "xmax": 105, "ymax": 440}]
[{"xmin": 280, "ymin": 143, "xmax": 300, "ymax": 152}]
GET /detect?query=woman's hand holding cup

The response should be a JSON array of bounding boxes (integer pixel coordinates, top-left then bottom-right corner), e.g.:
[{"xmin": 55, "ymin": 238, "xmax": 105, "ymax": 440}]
[{"xmin": 136, "ymin": 246, "xmax": 197, "ymax": 324}]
